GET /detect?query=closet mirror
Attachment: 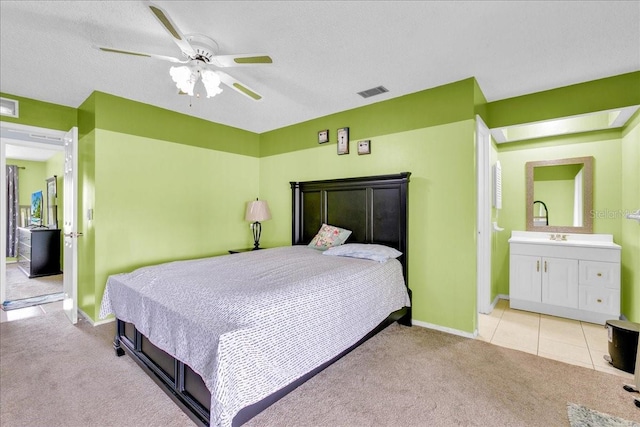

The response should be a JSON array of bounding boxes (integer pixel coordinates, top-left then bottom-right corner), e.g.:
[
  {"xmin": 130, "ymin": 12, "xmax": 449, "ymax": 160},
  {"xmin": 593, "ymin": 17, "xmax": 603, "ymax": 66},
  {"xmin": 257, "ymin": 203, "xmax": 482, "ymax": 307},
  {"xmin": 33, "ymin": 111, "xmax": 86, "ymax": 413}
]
[{"xmin": 525, "ymin": 156, "xmax": 594, "ymax": 234}]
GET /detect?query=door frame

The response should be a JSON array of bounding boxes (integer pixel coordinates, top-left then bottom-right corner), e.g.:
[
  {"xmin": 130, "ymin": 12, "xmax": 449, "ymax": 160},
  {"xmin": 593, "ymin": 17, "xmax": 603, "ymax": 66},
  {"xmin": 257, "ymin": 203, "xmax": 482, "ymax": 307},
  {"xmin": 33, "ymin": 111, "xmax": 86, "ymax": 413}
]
[
  {"xmin": 0, "ymin": 121, "xmax": 68, "ymax": 304},
  {"xmin": 62, "ymin": 127, "xmax": 79, "ymax": 324},
  {"xmin": 476, "ymin": 115, "xmax": 492, "ymax": 316}
]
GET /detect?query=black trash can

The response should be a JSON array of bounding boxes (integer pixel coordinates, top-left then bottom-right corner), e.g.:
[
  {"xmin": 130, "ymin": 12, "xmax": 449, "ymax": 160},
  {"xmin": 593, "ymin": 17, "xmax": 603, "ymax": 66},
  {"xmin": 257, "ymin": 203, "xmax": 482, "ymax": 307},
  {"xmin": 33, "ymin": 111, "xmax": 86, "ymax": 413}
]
[{"xmin": 605, "ymin": 320, "xmax": 640, "ymax": 374}]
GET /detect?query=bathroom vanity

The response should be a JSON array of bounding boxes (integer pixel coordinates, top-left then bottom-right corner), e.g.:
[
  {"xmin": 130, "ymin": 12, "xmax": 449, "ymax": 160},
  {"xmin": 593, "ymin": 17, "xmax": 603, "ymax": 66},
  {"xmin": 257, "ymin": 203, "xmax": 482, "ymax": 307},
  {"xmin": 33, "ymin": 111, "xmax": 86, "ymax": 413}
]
[{"xmin": 508, "ymin": 231, "xmax": 621, "ymax": 325}]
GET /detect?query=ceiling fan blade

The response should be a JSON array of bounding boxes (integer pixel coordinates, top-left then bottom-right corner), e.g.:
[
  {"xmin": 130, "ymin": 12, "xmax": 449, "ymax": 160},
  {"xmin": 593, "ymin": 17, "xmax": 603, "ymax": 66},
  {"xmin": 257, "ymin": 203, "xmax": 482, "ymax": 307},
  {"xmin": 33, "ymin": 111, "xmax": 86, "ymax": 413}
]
[
  {"xmin": 93, "ymin": 45, "xmax": 187, "ymax": 63},
  {"xmin": 215, "ymin": 71, "xmax": 263, "ymax": 101},
  {"xmin": 210, "ymin": 54, "xmax": 273, "ymax": 68},
  {"xmin": 147, "ymin": 1, "xmax": 196, "ymax": 57}
]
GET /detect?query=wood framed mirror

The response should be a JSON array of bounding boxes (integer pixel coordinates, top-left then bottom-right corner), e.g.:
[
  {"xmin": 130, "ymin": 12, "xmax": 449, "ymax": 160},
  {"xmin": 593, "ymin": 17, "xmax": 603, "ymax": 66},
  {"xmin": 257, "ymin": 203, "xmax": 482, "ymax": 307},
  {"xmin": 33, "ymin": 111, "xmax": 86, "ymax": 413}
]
[{"xmin": 525, "ymin": 156, "xmax": 593, "ymax": 234}]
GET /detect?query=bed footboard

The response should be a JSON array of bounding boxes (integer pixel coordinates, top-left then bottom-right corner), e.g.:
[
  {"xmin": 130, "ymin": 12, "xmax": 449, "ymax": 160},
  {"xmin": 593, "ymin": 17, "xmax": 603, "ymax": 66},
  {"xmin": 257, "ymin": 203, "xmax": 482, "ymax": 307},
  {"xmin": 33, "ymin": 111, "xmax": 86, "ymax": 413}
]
[
  {"xmin": 113, "ymin": 319, "xmax": 210, "ymax": 427},
  {"xmin": 113, "ymin": 307, "xmax": 409, "ymax": 427}
]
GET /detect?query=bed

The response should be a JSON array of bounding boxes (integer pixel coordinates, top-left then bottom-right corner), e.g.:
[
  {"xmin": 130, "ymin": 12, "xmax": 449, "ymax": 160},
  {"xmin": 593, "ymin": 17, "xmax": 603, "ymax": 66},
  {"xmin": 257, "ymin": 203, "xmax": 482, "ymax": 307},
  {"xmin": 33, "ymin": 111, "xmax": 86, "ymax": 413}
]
[{"xmin": 100, "ymin": 172, "xmax": 412, "ymax": 427}]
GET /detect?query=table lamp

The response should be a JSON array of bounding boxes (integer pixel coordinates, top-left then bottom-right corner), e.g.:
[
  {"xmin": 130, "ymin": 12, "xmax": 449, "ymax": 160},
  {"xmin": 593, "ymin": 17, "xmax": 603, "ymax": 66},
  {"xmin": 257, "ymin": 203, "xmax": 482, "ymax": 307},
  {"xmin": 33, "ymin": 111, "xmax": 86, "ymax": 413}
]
[{"xmin": 245, "ymin": 199, "xmax": 271, "ymax": 249}]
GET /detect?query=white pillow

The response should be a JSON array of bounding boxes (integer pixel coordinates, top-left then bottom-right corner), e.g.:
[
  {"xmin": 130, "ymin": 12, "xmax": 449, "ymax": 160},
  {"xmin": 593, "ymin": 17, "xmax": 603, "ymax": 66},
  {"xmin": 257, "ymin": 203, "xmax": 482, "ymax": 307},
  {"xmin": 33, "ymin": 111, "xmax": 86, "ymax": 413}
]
[{"xmin": 323, "ymin": 243, "xmax": 402, "ymax": 263}]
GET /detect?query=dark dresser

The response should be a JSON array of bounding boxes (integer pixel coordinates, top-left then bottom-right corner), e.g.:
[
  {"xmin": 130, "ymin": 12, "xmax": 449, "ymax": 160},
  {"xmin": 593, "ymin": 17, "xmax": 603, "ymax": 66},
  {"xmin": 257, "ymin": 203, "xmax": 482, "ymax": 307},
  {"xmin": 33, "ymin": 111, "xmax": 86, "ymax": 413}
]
[{"xmin": 16, "ymin": 227, "xmax": 62, "ymax": 278}]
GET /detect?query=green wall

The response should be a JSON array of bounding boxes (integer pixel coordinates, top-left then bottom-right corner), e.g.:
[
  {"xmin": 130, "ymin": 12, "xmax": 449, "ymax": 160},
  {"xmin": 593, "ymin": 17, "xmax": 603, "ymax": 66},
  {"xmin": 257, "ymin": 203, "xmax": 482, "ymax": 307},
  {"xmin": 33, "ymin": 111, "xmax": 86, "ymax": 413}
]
[
  {"xmin": 259, "ymin": 120, "xmax": 478, "ymax": 332},
  {"xmin": 87, "ymin": 92, "xmax": 260, "ymax": 157},
  {"xmin": 486, "ymin": 71, "xmax": 640, "ymax": 129},
  {"xmin": 257, "ymin": 78, "xmax": 480, "ymax": 333},
  {"xmin": 5, "ymin": 156, "xmax": 63, "ymax": 221},
  {"xmin": 6, "ymin": 159, "xmax": 47, "ymax": 213},
  {"xmin": 533, "ymin": 177, "xmax": 575, "ymax": 226},
  {"xmin": 85, "ymin": 129, "xmax": 259, "ymax": 319},
  {"xmin": 3, "ymin": 91, "xmax": 262, "ymax": 321},
  {"xmin": 259, "ymin": 78, "xmax": 478, "ymax": 157}
]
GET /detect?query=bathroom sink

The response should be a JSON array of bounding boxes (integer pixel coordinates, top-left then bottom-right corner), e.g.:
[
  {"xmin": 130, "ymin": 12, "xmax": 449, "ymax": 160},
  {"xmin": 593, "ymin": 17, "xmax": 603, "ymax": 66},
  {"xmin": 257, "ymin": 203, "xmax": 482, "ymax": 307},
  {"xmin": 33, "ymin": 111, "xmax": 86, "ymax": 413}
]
[{"xmin": 508, "ymin": 231, "xmax": 620, "ymax": 249}]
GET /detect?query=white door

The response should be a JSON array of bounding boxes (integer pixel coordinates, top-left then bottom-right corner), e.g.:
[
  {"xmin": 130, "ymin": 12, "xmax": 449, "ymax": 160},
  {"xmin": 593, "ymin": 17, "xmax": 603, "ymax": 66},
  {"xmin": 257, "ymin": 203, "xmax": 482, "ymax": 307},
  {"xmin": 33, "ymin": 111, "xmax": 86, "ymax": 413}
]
[
  {"xmin": 476, "ymin": 115, "xmax": 492, "ymax": 314},
  {"xmin": 541, "ymin": 257, "xmax": 579, "ymax": 308},
  {"xmin": 0, "ymin": 138, "xmax": 6, "ymax": 303},
  {"xmin": 510, "ymin": 255, "xmax": 542, "ymax": 302},
  {"xmin": 63, "ymin": 127, "xmax": 79, "ymax": 324}
]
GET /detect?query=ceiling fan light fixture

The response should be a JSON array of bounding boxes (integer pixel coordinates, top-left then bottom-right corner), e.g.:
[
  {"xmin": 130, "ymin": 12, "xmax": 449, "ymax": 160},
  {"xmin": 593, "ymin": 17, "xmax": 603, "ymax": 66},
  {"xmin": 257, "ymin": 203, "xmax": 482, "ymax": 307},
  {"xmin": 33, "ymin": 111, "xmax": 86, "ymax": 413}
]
[
  {"xmin": 97, "ymin": 2, "xmax": 267, "ymax": 102},
  {"xmin": 170, "ymin": 64, "xmax": 223, "ymax": 98},
  {"xmin": 170, "ymin": 65, "xmax": 197, "ymax": 96},
  {"xmin": 201, "ymin": 69, "xmax": 223, "ymax": 98}
]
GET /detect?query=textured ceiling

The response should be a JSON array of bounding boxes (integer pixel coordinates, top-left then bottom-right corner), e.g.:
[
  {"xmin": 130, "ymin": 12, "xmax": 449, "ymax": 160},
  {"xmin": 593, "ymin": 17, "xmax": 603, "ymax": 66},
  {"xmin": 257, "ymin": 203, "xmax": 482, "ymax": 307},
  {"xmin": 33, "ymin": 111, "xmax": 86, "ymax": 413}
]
[{"xmin": 1, "ymin": 1, "xmax": 639, "ymax": 134}]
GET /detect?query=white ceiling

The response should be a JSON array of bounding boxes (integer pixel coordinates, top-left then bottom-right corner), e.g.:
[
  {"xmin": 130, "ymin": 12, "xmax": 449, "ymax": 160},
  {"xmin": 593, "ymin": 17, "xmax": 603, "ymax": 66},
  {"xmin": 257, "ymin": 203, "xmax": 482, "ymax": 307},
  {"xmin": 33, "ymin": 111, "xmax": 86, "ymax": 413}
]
[
  {"xmin": 4, "ymin": 143, "xmax": 62, "ymax": 162},
  {"xmin": 1, "ymin": 1, "xmax": 639, "ymax": 136}
]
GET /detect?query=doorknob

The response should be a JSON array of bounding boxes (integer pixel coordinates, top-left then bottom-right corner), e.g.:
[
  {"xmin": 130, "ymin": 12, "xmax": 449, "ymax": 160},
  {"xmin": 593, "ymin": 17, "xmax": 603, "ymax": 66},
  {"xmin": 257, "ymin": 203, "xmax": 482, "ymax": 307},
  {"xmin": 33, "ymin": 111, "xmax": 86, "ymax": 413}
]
[{"xmin": 64, "ymin": 232, "xmax": 83, "ymax": 238}]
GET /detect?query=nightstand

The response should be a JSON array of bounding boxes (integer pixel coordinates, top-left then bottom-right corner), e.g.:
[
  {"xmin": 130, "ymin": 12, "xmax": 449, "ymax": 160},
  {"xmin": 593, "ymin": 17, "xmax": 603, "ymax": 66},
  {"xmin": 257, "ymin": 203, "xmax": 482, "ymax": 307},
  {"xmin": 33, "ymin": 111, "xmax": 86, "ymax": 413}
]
[{"xmin": 228, "ymin": 248, "xmax": 264, "ymax": 254}]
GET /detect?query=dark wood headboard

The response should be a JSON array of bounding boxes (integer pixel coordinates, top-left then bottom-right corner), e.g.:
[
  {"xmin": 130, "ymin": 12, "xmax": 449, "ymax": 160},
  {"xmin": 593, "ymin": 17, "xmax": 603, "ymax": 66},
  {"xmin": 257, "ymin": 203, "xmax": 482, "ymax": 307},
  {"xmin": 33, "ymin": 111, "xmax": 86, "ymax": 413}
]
[{"xmin": 290, "ymin": 172, "xmax": 411, "ymax": 283}]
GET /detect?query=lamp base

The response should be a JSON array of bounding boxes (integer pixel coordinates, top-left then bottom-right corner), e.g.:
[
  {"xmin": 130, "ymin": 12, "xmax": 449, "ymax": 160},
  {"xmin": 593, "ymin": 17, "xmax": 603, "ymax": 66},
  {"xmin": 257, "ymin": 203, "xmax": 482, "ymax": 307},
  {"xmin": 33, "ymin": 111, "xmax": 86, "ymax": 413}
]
[{"xmin": 252, "ymin": 221, "xmax": 262, "ymax": 250}]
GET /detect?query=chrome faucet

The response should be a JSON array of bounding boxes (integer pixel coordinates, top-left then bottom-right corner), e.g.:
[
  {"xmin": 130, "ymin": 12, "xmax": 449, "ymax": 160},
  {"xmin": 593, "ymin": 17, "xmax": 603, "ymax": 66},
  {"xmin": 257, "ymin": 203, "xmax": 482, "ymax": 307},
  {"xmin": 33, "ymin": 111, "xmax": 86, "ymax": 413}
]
[{"xmin": 549, "ymin": 233, "xmax": 567, "ymax": 241}]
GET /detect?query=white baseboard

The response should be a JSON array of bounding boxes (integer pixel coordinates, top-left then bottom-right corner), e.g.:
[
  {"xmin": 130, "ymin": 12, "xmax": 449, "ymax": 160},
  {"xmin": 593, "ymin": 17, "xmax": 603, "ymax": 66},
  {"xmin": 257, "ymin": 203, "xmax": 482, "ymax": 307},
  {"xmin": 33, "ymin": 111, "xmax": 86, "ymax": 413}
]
[
  {"xmin": 79, "ymin": 308, "xmax": 114, "ymax": 327},
  {"xmin": 93, "ymin": 316, "xmax": 115, "ymax": 326},
  {"xmin": 491, "ymin": 294, "xmax": 509, "ymax": 309},
  {"xmin": 411, "ymin": 319, "xmax": 476, "ymax": 339}
]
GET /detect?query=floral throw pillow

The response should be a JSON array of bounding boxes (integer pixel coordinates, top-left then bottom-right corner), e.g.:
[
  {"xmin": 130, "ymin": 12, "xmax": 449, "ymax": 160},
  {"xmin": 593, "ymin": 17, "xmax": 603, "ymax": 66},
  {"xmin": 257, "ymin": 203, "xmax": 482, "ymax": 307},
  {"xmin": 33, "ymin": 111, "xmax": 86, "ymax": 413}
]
[{"xmin": 307, "ymin": 224, "xmax": 352, "ymax": 250}]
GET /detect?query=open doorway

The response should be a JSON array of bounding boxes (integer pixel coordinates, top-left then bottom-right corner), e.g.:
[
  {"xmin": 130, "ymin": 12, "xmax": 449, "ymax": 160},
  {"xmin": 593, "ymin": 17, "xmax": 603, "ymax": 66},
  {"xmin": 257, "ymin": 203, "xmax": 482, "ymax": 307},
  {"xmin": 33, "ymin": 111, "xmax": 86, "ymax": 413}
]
[{"xmin": 1, "ymin": 123, "xmax": 66, "ymax": 316}]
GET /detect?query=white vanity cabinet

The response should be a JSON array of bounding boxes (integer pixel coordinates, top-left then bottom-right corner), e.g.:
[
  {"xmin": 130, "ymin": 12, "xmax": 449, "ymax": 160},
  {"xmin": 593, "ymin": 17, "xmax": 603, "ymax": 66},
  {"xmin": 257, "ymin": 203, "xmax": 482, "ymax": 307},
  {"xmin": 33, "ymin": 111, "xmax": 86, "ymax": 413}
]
[
  {"xmin": 510, "ymin": 255, "xmax": 579, "ymax": 307},
  {"xmin": 509, "ymin": 231, "xmax": 620, "ymax": 324}
]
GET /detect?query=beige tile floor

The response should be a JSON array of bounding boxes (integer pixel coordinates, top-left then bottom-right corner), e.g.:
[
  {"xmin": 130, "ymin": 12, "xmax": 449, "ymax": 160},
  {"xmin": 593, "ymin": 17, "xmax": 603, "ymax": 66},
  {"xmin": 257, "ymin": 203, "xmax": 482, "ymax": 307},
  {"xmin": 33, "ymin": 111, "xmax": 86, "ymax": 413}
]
[{"xmin": 478, "ymin": 298, "xmax": 634, "ymax": 380}]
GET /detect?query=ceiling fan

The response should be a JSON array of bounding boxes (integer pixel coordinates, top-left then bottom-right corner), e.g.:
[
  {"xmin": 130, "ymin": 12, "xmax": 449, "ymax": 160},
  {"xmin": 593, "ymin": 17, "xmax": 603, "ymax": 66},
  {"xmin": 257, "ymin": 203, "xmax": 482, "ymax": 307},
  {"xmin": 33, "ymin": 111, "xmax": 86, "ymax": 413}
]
[{"xmin": 95, "ymin": 1, "xmax": 272, "ymax": 101}]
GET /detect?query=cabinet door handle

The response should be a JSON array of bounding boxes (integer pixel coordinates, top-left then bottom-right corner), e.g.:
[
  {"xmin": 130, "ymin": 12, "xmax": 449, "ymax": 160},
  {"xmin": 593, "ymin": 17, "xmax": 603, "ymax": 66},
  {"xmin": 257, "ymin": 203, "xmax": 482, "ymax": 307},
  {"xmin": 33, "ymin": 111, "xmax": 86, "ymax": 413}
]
[
  {"xmin": 536, "ymin": 260, "xmax": 540, "ymax": 272},
  {"xmin": 544, "ymin": 260, "xmax": 547, "ymax": 273},
  {"xmin": 596, "ymin": 298, "xmax": 602, "ymax": 303},
  {"xmin": 597, "ymin": 272, "xmax": 602, "ymax": 277}
]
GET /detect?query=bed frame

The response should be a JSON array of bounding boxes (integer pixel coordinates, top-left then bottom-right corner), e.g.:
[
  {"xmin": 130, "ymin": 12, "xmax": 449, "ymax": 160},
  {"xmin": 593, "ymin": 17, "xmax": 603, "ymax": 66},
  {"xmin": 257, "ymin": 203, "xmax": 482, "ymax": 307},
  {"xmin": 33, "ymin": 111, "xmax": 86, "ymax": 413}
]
[{"xmin": 112, "ymin": 172, "xmax": 411, "ymax": 427}]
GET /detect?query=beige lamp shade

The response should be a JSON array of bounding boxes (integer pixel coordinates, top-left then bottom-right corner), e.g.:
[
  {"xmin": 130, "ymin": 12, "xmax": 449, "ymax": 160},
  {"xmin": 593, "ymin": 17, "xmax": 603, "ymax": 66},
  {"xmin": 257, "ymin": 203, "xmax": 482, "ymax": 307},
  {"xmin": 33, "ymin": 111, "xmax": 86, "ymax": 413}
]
[{"xmin": 245, "ymin": 200, "xmax": 272, "ymax": 222}]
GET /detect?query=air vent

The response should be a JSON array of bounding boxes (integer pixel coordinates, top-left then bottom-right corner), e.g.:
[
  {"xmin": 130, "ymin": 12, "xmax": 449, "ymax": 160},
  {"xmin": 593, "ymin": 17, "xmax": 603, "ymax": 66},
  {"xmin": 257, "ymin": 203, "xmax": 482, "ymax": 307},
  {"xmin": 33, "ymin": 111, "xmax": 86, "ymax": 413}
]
[
  {"xmin": 357, "ymin": 86, "xmax": 389, "ymax": 99},
  {"xmin": 0, "ymin": 97, "xmax": 19, "ymax": 118}
]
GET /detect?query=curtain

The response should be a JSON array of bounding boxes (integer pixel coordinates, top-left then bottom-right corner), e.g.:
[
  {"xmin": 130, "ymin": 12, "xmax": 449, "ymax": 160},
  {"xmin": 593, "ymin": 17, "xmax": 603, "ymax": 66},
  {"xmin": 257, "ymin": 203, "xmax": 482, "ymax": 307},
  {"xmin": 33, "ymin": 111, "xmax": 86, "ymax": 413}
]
[{"xmin": 6, "ymin": 165, "xmax": 19, "ymax": 257}]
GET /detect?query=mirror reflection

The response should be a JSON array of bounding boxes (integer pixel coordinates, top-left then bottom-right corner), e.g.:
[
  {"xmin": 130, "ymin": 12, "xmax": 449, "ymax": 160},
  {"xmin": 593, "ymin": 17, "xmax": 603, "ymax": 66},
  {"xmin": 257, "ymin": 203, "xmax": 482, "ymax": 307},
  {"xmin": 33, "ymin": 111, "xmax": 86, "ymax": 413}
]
[{"xmin": 526, "ymin": 156, "xmax": 593, "ymax": 234}]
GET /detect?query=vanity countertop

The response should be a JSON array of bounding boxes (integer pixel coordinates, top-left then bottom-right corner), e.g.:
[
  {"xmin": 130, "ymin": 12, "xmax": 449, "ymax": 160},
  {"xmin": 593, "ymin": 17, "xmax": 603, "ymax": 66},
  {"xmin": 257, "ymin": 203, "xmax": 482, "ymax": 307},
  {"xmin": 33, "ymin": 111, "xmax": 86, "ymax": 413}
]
[{"xmin": 508, "ymin": 230, "xmax": 621, "ymax": 249}]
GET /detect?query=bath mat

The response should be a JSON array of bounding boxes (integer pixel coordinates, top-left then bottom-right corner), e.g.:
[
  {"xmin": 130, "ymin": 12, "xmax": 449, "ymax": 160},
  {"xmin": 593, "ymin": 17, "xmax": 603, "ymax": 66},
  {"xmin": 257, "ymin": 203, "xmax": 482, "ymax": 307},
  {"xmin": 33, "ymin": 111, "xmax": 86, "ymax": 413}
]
[{"xmin": 567, "ymin": 402, "xmax": 639, "ymax": 427}]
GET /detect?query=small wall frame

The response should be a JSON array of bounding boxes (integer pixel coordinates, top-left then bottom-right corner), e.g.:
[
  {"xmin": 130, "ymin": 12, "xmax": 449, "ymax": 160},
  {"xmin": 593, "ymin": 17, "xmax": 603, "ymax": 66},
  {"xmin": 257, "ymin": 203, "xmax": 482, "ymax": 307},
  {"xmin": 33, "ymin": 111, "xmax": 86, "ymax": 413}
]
[
  {"xmin": 337, "ymin": 127, "xmax": 349, "ymax": 155},
  {"xmin": 357, "ymin": 140, "xmax": 371, "ymax": 155},
  {"xmin": 318, "ymin": 129, "xmax": 329, "ymax": 144}
]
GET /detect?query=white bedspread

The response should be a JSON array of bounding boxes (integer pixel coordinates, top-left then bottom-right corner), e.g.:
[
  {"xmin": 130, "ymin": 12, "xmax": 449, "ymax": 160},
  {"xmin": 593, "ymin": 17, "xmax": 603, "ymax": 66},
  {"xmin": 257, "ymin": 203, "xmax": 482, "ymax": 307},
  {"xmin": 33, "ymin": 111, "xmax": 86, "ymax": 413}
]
[{"xmin": 99, "ymin": 245, "xmax": 410, "ymax": 427}]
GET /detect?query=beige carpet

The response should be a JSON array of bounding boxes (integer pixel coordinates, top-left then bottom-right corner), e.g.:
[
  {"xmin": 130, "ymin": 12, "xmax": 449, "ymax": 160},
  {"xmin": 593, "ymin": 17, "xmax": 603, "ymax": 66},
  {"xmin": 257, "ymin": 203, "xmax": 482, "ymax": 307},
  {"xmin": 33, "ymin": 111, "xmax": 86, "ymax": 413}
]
[
  {"xmin": 1, "ymin": 311, "xmax": 639, "ymax": 427},
  {"xmin": 4, "ymin": 262, "xmax": 63, "ymax": 301}
]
